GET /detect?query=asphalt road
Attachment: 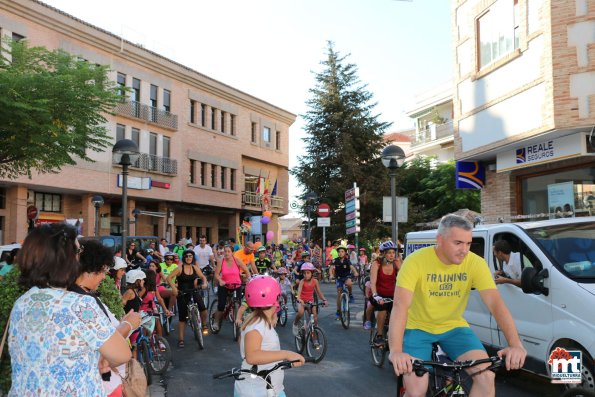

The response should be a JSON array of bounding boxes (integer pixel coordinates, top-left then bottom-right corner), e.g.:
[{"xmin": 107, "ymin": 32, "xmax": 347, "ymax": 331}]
[{"xmin": 149, "ymin": 281, "xmax": 565, "ymax": 397}]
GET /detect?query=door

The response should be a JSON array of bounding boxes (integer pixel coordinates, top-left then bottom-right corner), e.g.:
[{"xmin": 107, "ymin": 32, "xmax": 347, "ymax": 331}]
[{"xmin": 491, "ymin": 229, "xmax": 553, "ymax": 364}]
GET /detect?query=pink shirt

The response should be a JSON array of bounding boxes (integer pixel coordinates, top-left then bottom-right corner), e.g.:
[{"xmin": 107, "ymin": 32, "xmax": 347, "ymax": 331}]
[{"xmin": 221, "ymin": 257, "xmax": 241, "ymax": 285}]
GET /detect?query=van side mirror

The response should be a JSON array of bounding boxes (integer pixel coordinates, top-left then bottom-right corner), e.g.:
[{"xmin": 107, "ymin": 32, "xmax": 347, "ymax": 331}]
[{"xmin": 521, "ymin": 267, "xmax": 549, "ymax": 296}]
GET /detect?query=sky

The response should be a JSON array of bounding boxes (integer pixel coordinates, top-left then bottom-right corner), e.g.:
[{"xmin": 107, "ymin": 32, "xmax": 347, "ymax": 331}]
[{"xmin": 42, "ymin": 0, "xmax": 453, "ymax": 215}]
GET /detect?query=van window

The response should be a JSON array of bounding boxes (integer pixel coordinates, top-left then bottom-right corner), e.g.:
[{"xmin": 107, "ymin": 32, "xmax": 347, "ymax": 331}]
[
  {"xmin": 470, "ymin": 237, "xmax": 485, "ymax": 258},
  {"xmin": 526, "ymin": 221, "xmax": 595, "ymax": 280},
  {"xmin": 493, "ymin": 232, "xmax": 542, "ymax": 274}
]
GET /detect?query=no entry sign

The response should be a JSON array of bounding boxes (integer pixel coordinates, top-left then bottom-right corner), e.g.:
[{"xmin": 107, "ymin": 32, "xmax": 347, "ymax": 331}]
[{"xmin": 317, "ymin": 203, "xmax": 331, "ymax": 217}]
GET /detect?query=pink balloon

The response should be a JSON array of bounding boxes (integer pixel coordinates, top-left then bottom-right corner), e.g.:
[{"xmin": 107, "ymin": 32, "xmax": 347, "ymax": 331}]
[
  {"xmin": 261, "ymin": 216, "xmax": 271, "ymax": 224},
  {"xmin": 266, "ymin": 231, "xmax": 274, "ymax": 241}
]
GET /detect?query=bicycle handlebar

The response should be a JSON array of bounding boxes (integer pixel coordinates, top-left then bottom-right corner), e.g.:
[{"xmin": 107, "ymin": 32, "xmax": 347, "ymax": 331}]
[
  {"xmin": 412, "ymin": 356, "xmax": 503, "ymax": 376},
  {"xmin": 213, "ymin": 358, "xmax": 316, "ymax": 380}
]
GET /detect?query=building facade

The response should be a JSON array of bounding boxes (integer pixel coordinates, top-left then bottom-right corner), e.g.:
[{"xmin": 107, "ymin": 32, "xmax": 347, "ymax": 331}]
[
  {"xmin": 453, "ymin": 0, "xmax": 594, "ymax": 220},
  {"xmin": 0, "ymin": 0, "xmax": 294, "ymax": 245}
]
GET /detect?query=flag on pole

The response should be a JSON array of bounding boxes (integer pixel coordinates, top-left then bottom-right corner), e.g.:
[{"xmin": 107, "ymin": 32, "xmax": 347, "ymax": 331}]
[
  {"xmin": 271, "ymin": 179, "xmax": 278, "ymax": 196},
  {"xmin": 255, "ymin": 171, "xmax": 261, "ymax": 193},
  {"xmin": 264, "ymin": 172, "xmax": 271, "ymax": 195}
]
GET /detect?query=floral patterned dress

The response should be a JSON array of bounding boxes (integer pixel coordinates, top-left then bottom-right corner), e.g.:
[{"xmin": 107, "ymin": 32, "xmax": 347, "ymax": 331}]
[{"xmin": 9, "ymin": 287, "xmax": 115, "ymax": 396}]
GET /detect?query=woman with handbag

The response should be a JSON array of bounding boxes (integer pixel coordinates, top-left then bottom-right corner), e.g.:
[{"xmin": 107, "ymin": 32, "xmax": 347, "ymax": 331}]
[{"xmin": 8, "ymin": 223, "xmax": 132, "ymax": 396}]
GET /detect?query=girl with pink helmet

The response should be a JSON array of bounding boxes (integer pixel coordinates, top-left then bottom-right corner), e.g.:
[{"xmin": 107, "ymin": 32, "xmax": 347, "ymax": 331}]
[
  {"xmin": 292, "ymin": 263, "xmax": 328, "ymax": 337},
  {"xmin": 235, "ymin": 275, "xmax": 305, "ymax": 397}
]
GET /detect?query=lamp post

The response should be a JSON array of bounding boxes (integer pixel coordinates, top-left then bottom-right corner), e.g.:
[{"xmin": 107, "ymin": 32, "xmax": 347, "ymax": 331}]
[
  {"xmin": 91, "ymin": 195, "xmax": 104, "ymax": 237},
  {"xmin": 381, "ymin": 145, "xmax": 405, "ymax": 244},
  {"xmin": 113, "ymin": 139, "xmax": 140, "ymax": 252},
  {"xmin": 305, "ymin": 191, "xmax": 318, "ymax": 242}
]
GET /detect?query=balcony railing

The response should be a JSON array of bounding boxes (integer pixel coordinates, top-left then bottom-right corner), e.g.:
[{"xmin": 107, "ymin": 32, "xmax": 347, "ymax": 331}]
[
  {"xmin": 412, "ymin": 120, "xmax": 454, "ymax": 147},
  {"xmin": 114, "ymin": 100, "xmax": 178, "ymax": 130},
  {"xmin": 112, "ymin": 153, "xmax": 177, "ymax": 175},
  {"xmin": 242, "ymin": 191, "xmax": 284, "ymax": 209}
]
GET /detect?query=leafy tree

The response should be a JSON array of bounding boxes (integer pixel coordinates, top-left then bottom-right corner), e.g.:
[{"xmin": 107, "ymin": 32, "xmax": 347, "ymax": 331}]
[
  {"xmin": 292, "ymin": 42, "xmax": 391, "ymax": 242},
  {"xmin": 0, "ymin": 39, "xmax": 122, "ymax": 179}
]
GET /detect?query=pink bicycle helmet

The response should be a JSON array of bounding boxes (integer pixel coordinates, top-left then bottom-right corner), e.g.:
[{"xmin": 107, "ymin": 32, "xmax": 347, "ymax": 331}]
[
  {"xmin": 301, "ymin": 262, "xmax": 316, "ymax": 272},
  {"xmin": 277, "ymin": 267, "xmax": 288, "ymax": 274},
  {"xmin": 245, "ymin": 275, "xmax": 281, "ymax": 308}
]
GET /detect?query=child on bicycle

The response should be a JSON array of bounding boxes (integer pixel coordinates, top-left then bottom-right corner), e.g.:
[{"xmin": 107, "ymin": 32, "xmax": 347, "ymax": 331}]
[
  {"xmin": 292, "ymin": 262, "xmax": 328, "ymax": 336},
  {"xmin": 235, "ymin": 275, "xmax": 305, "ymax": 397}
]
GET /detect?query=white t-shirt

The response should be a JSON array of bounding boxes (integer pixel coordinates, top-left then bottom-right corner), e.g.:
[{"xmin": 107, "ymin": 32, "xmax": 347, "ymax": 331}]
[
  {"xmin": 503, "ymin": 251, "xmax": 522, "ymax": 280},
  {"xmin": 234, "ymin": 319, "xmax": 284, "ymax": 397},
  {"xmin": 194, "ymin": 244, "xmax": 214, "ymax": 269},
  {"xmin": 159, "ymin": 244, "xmax": 167, "ymax": 257}
]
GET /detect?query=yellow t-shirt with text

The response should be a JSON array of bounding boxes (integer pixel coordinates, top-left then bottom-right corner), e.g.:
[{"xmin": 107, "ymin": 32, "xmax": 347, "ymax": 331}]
[{"xmin": 396, "ymin": 246, "xmax": 496, "ymax": 334}]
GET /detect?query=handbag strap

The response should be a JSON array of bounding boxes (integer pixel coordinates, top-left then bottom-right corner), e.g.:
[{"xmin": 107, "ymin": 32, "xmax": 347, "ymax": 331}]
[{"xmin": 0, "ymin": 319, "xmax": 10, "ymax": 362}]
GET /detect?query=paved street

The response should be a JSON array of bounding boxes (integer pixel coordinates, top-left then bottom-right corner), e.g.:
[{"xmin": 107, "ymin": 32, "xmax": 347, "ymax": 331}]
[{"xmin": 149, "ymin": 281, "xmax": 565, "ymax": 397}]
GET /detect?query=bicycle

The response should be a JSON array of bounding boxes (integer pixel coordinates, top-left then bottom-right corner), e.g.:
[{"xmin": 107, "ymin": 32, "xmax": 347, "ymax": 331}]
[
  {"xmin": 294, "ymin": 302, "xmax": 327, "ymax": 363},
  {"xmin": 369, "ymin": 298, "xmax": 393, "ymax": 367},
  {"xmin": 208, "ymin": 283, "xmax": 243, "ymax": 341},
  {"xmin": 338, "ymin": 277, "xmax": 352, "ymax": 329},
  {"xmin": 181, "ymin": 289, "xmax": 206, "ymax": 350},
  {"xmin": 134, "ymin": 314, "xmax": 172, "ymax": 385},
  {"xmin": 396, "ymin": 343, "xmax": 503, "ymax": 397},
  {"xmin": 213, "ymin": 358, "xmax": 315, "ymax": 397},
  {"xmin": 277, "ymin": 292, "xmax": 289, "ymax": 327},
  {"xmin": 156, "ymin": 296, "xmax": 173, "ymax": 336}
]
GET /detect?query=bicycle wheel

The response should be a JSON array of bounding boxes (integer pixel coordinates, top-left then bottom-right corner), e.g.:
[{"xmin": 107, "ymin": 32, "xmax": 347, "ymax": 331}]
[
  {"xmin": 201, "ymin": 288, "xmax": 210, "ymax": 309},
  {"xmin": 160, "ymin": 310, "xmax": 170, "ymax": 336},
  {"xmin": 306, "ymin": 326, "xmax": 327, "ymax": 363},
  {"xmin": 209, "ymin": 299, "xmax": 219, "ymax": 334},
  {"xmin": 278, "ymin": 306, "xmax": 288, "ymax": 327},
  {"xmin": 232, "ymin": 300, "xmax": 241, "ymax": 341},
  {"xmin": 370, "ymin": 329, "xmax": 386, "ymax": 367},
  {"xmin": 560, "ymin": 388, "xmax": 595, "ymax": 397},
  {"xmin": 189, "ymin": 305, "xmax": 204, "ymax": 350},
  {"xmin": 149, "ymin": 335, "xmax": 171, "ymax": 374},
  {"xmin": 294, "ymin": 328, "xmax": 305, "ymax": 353},
  {"xmin": 340, "ymin": 292, "xmax": 350, "ymax": 329},
  {"xmin": 137, "ymin": 339, "xmax": 153, "ymax": 386},
  {"xmin": 291, "ymin": 293, "xmax": 298, "ymax": 312}
]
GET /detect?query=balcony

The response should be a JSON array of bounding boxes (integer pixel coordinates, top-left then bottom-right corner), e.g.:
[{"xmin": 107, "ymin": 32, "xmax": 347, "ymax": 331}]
[
  {"xmin": 114, "ymin": 100, "xmax": 178, "ymax": 130},
  {"xmin": 113, "ymin": 153, "xmax": 177, "ymax": 175},
  {"xmin": 241, "ymin": 191, "xmax": 284, "ymax": 209},
  {"xmin": 412, "ymin": 120, "xmax": 454, "ymax": 147}
]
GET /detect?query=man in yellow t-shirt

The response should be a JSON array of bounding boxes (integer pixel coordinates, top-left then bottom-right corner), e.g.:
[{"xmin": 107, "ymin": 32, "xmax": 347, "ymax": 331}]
[
  {"xmin": 388, "ymin": 215, "xmax": 527, "ymax": 397},
  {"xmin": 234, "ymin": 241, "xmax": 258, "ymax": 276}
]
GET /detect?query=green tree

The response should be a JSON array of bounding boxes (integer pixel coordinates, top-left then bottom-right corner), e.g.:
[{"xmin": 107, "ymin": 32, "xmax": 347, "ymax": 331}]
[
  {"xmin": 292, "ymin": 42, "xmax": 391, "ymax": 242},
  {"xmin": 0, "ymin": 39, "xmax": 122, "ymax": 179}
]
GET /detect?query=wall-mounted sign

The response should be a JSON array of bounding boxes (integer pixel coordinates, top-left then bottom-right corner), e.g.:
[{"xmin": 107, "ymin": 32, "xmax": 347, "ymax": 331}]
[
  {"xmin": 455, "ymin": 161, "xmax": 485, "ymax": 189},
  {"xmin": 117, "ymin": 175, "xmax": 151, "ymax": 190},
  {"xmin": 152, "ymin": 181, "xmax": 171, "ymax": 189},
  {"xmin": 496, "ymin": 133, "xmax": 588, "ymax": 172}
]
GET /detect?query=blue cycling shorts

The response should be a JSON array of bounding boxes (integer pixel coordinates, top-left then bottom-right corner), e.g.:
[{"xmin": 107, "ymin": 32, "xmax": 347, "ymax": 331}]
[
  {"xmin": 403, "ymin": 327, "xmax": 485, "ymax": 361},
  {"xmin": 335, "ymin": 276, "xmax": 352, "ymax": 289}
]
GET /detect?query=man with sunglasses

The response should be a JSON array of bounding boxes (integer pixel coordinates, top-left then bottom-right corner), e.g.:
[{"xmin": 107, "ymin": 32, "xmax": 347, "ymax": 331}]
[{"xmin": 234, "ymin": 241, "xmax": 258, "ymax": 277}]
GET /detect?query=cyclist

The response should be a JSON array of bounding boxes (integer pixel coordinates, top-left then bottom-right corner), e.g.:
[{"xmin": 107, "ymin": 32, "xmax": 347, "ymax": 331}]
[
  {"xmin": 292, "ymin": 262, "xmax": 328, "ymax": 336},
  {"xmin": 166, "ymin": 249, "xmax": 209, "ymax": 348},
  {"xmin": 194, "ymin": 235, "xmax": 215, "ymax": 272},
  {"xmin": 234, "ymin": 241, "xmax": 258, "ymax": 277},
  {"xmin": 330, "ymin": 245, "xmax": 359, "ymax": 318},
  {"xmin": 367, "ymin": 241, "xmax": 401, "ymax": 345},
  {"xmin": 235, "ymin": 275, "xmax": 305, "ymax": 396},
  {"xmin": 255, "ymin": 246, "xmax": 276, "ymax": 275},
  {"xmin": 140, "ymin": 268, "xmax": 171, "ymax": 337},
  {"xmin": 292, "ymin": 251, "xmax": 311, "ymax": 291},
  {"xmin": 388, "ymin": 215, "xmax": 526, "ymax": 397},
  {"xmin": 213, "ymin": 245, "xmax": 253, "ymax": 332},
  {"xmin": 172, "ymin": 238, "xmax": 186, "ymax": 261}
]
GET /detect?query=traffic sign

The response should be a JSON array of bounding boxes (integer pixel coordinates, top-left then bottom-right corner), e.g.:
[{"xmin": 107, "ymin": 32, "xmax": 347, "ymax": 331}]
[
  {"xmin": 346, "ymin": 211, "xmax": 356, "ymax": 221},
  {"xmin": 346, "ymin": 219, "xmax": 356, "ymax": 228},
  {"xmin": 346, "ymin": 225, "xmax": 360, "ymax": 235},
  {"xmin": 317, "ymin": 203, "xmax": 331, "ymax": 217},
  {"xmin": 27, "ymin": 205, "xmax": 38, "ymax": 220},
  {"xmin": 317, "ymin": 217, "xmax": 331, "ymax": 227}
]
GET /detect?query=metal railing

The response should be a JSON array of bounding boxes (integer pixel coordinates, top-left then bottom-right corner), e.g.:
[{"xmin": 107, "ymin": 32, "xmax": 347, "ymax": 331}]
[
  {"xmin": 112, "ymin": 153, "xmax": 177, "ymax": 174},
  {"xmin": 114, "ymin": 100, "xmax": 178, "ymax": 130},
  {"xmin": 412, "ymin": 120, "xmax": 454, "ymax": 147},
  {"xmin": 241, "ymin": 191, "xmax": 284, "ymax": 209}
]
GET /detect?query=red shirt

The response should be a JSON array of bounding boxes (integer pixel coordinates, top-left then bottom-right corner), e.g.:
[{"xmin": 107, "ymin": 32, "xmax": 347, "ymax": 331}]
[
  {"xmin": 300, "ymin": 279, "xmax": 316, "ymax": 302},
  {"xmin": 376, "ymin": 265, "xmax": 397, "ymax": 297}
]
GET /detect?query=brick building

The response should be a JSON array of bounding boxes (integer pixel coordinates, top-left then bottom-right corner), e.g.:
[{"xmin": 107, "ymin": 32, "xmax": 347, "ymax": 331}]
[
  {"xmin": 0, "ymin": 0, "xmax": 294, "ymax": 244},
  {"xmin": 453, "ymin": 0, "xmax": 594, "ymax": 220}
]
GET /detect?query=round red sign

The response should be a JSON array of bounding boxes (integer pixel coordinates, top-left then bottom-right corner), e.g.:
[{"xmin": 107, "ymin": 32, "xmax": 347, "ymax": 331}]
[
  {"xmin": 27, "ymin": 205, "xmax": 38, "ymax": 220},
  {"xmin": 317, "ymin": 203, "xmax": 331, "ymax": 217}
]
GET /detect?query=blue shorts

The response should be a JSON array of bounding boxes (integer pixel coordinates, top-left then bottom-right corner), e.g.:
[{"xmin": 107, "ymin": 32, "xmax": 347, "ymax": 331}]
[
  {"xmin": 335, "ymin": 276, "xmax": 352, "ymax": 289},
  {"xmin": 403, "ymin": 327, "xmax": 485, "ymax": 361}
]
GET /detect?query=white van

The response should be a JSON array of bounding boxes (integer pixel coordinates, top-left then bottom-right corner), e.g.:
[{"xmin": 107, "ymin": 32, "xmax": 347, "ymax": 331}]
[{"xmin": 405, "ymin": 216, "xmax": 595, "ymax": 389}]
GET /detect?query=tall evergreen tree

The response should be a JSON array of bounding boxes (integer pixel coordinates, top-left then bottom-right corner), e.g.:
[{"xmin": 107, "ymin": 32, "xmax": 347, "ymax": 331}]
[{"xmin": 292, "ymin": 42, "xmax": 391, "ymax": 241}]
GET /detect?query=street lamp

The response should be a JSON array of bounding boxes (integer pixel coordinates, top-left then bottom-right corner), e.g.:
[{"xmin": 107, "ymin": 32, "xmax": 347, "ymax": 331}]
[
  {"xmin": 305, "ymin": 191, "xmax": 318, "ymax": 242},
  {"xmin": 91, "ymin": 195, "xmax": 104, "ymax": 237},
  {"xmin": 381, "ymin": 145, "xmax": 405, "ymax": 244},
  {"xmin": 113, "ymin": 139, "xmax": 140, "ymax": 251}
]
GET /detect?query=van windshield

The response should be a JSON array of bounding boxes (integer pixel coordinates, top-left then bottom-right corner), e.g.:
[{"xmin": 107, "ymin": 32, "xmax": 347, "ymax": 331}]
[{"xmin": 526, "ymin": 221, "xmax": 595, "ymax": 280}]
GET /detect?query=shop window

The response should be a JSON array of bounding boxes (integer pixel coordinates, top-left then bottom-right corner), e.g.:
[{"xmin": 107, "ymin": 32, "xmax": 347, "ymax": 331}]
[{"xmin": 34, "ymin": 192, "xmax": 61, "ymax": 212}]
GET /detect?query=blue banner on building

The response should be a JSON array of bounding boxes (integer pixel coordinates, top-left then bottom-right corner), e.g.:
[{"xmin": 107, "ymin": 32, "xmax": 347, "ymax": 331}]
[{"xmin": 455, "ymin": 161, "xmax": 485, "ymax": 189}]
